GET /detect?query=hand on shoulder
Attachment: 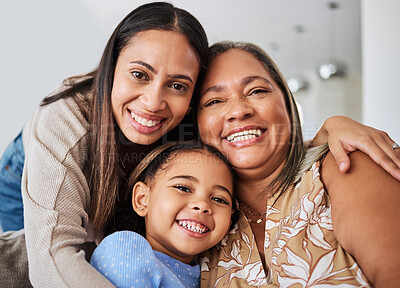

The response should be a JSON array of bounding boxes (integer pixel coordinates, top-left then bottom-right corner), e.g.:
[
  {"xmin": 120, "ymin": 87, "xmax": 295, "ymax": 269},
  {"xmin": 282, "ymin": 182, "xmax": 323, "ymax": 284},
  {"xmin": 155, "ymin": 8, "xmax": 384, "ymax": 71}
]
[{"xmin": 314, "ymin": 115, "xmax": 400, "ymax": 181}]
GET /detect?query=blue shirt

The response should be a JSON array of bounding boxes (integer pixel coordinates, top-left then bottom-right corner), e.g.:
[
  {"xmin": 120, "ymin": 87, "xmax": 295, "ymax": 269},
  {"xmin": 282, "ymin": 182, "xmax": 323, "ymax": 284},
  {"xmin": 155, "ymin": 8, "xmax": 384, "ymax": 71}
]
[{"xmin": 90, "ymin": 231, "xmax": 200, "ymax": 288}]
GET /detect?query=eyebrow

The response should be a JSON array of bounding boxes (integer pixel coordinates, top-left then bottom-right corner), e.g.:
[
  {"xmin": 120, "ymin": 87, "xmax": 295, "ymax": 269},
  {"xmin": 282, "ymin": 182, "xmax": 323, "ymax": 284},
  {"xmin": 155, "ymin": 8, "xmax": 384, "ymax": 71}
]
[
  {"xmin": 132, "ymin": 61, "xmax": 156, "ymax": 73},
  {"xmin": 200, "ymin": 75, "xmax": 273, "ymax": 98},
  {"xmin": 200, "ymin": 85, "xmax": 224, "ymax": 98},
  {"xmin": 130, "ymin": 61, "xmax": 193, "ymax": 84},
  {"xmin": 241, "ymin": 75, "xmax": 273, "ymax": 87},
  {"xmin": 170, "ymin": 175, "xmax": 233, "ymax": 198},
  {"xmin": 167, "ymin": 74, "xmax": 193, "ymax": 84}
]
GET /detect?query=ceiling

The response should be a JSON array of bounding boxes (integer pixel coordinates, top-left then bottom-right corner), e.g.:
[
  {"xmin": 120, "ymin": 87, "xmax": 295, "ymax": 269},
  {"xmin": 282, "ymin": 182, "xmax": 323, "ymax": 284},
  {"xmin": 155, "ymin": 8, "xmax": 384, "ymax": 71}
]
[{"xmin": 78, "ymin": 0, "xmax": 362, "ymax": 78}]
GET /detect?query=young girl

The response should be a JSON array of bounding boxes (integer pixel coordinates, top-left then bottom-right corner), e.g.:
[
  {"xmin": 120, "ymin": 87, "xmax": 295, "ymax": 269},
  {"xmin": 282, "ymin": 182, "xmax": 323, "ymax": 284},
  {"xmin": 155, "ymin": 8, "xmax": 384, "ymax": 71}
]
[{"xmin": 90, "ymin": 141, "xmax": 236, "ymax": 288}]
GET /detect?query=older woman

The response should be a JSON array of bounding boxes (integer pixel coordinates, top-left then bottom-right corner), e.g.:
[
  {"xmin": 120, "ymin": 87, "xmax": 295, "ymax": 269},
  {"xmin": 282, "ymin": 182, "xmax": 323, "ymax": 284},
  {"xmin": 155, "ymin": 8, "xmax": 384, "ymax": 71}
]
[{"xmin": 197, "ymin": 41, "xmax": 400, "ymax": 287}]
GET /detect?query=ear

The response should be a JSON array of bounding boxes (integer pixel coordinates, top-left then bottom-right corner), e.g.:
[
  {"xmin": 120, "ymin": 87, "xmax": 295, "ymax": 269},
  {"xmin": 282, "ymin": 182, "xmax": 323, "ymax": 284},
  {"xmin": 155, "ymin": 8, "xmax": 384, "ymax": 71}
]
[{"xmin": 132, "ymin": 181, "xmax": 150, "ymax": 217}]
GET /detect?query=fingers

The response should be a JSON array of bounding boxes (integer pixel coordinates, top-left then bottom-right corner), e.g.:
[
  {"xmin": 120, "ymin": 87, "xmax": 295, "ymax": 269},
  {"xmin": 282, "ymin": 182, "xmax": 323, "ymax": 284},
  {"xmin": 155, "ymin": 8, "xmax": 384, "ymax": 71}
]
[
  {"xmin": 328, "ymin": 131, "xmax": 400, "ymax": 182},
  {"xmin": 328, "ymin": 141, "xmax": 352, "ymax": 173},
  {"xmin": 371, "ymin": 153, "xmax": 400, "ymax": 182},
  {"xmin": 356, "ymin": 132, "xmax": 400, "ymax": 182},
  {"xmin": 370, "ymin": 131, "xmax": 400, "ymax": 180},
  {"xmin": 380, "ymin": 131, "xmax": 400, "ymax": 168},
  {"xmin": 320, "ymin": 116, "xmax": 400, "ymax": 182}
]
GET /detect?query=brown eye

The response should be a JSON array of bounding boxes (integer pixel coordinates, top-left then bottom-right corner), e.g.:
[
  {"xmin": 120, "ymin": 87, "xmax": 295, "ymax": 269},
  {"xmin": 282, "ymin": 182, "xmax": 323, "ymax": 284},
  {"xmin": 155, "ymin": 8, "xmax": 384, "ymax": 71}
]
[
  {"xmin": 131, "ymin": 71, "xmax": 148, "ymax": 80},
  {"xmin": 173, "ymin": 185, "xmax": 191, "ymax": 193},
  {"xmin": 250, "ymin": 89, "xmax": 269, "ymax": 95},
  {"xmin": 211, "ymin": 196, "xmax": 229, "ymax": 205},
  {"xmin": 204, "ymin": 99, "xmax": 222, "ymax": 107},
  {"xmin": 170, "ymin": 83, "xmax": 188, "ymax": 92}
]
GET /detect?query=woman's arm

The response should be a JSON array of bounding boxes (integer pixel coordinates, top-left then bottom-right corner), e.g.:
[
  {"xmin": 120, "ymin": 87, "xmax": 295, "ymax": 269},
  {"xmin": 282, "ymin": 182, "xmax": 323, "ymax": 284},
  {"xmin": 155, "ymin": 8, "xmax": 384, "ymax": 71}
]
[
  {"xmin": 22, "ymin": 97, "xmax": 114, "ymax": 287},
  {"xmin": 311, "ymin": 116, "xmax": 400, "ymax": 181},
  {"xmin": 321, "ymin": 150, "xmax": 400, "ymax": 287}
]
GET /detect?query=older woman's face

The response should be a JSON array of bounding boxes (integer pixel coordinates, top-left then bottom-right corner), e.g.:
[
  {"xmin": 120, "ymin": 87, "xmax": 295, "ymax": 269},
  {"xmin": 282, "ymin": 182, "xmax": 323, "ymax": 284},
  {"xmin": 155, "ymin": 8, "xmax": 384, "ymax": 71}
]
[{"xmin": 197, "ymin": 49, "xmax": 291, "ymax": 174}]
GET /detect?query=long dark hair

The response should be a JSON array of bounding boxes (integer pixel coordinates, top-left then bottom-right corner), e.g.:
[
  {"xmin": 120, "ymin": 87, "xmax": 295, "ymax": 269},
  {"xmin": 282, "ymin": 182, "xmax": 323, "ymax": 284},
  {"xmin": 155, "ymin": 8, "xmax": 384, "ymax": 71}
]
[
  {"xmin": 41, "ymin": 2, "xmax": 209, "ymax": 232},
  {"xmin": 116, "ymin": 140, "xmax": 237, "ymax": 236},
  {"xmin": 194, "ymin": 41, "xmax": 306, "ymax": 198}
]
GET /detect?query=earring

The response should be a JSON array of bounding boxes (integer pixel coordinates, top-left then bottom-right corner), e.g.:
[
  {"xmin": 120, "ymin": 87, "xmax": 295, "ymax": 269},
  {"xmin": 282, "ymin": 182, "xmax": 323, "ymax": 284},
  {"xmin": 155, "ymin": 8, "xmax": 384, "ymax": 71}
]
[
  {"xmin": 186, "ymin": 106, "xmax": 192, "ymax": 116},
  {"xmin": 140, "ymin": 207, "xmax": 144, "ymax": 210}
]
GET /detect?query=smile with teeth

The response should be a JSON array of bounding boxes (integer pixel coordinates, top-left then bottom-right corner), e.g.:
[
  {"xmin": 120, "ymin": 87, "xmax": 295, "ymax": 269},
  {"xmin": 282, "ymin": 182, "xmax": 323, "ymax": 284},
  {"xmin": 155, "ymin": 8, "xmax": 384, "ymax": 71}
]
[
  {"xmin": 226, "ymin": 129, "xmax": 262, "ymax": 142},
  {"xmin": 130, "ymin": 111, "xmax": 161, "ymax": 128},
  {"xmin": 178, "ymin": 220, "xmax": 209, "ymax": 234}
]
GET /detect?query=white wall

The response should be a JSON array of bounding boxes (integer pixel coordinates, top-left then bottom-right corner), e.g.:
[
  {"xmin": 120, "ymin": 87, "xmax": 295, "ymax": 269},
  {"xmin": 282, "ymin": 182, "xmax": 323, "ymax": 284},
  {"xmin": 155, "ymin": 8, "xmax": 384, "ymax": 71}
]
[
  {"xmin": 362, "ymin": 0, "xmax": 400, "ymax": 141},
  {"xmin": 0, "ymin": 0, "xmax": 116, "ymax": 154},
  {"xmin": 295, "ymin": 71, "xmax": 362, "ymax": 140}
]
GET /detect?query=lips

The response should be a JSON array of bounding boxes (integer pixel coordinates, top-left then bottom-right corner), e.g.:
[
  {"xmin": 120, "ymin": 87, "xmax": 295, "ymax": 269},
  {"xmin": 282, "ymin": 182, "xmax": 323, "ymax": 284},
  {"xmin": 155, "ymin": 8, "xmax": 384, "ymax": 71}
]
[
  {"xmin": 177, "ymin": 220, "xmax": 210, "ymax": 234},
  {"xmin": 226, "ymin": 128, "xmax": 263, "ymax": 143},
  {"xmin": 225, "ymin": 126, "xmax": 265, "ymax": 143},
  {"xmin": 130, "ymin": 110, "xmax": 163, "ymax": 128}
]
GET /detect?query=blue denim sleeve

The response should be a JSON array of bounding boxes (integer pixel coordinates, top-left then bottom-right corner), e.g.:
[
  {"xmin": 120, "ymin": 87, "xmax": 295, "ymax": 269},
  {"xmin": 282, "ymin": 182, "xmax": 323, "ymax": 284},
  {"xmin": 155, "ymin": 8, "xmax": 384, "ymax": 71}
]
[{"xmin": 0, "ymin": 131, "xmax": 25, "ymax": 232}]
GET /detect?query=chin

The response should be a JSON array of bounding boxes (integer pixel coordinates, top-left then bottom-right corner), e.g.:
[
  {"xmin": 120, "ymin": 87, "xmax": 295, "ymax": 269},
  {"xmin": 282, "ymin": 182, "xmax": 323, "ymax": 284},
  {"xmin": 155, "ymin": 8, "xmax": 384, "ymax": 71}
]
[
  {"xmin": 225, "ymin": 152, "xmax": 260, "ymax": 169},
  {"xmin": 125, "ymin": 133, "xmax": 162, "ymax": 146},
  {"xmin": 178, "ymin": 248, "xmax": 203, "ymax": 258}
]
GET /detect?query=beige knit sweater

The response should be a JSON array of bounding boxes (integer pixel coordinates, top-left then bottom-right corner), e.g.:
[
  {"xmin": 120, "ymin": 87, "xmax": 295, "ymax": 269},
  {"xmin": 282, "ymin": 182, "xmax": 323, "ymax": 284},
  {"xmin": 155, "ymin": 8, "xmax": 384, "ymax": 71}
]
[{"xmin": 21, "ymin": 96, "xmax": 115, "ymax": 287}]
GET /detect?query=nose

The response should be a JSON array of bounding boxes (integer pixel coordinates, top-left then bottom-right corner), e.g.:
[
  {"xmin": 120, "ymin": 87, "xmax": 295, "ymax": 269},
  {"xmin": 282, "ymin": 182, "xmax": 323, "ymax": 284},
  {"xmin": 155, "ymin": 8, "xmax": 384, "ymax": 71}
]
[
  {"xmin": 140, "ymin": 83, "xmax": 167, "ymax": 112},
  {"xmin": 225, "ymin": 96, "xmax": 254, "ymax": 121},
  {"xmin": 190, "ymin": 199, "xmax": 212, "ymax": 215}
]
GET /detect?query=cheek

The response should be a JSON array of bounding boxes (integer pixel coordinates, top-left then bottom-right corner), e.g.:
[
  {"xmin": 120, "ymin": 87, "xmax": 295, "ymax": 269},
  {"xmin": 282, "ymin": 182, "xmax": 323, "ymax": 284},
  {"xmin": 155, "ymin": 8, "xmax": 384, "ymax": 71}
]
[
  {"xmin": 110, "ymin": 78, "xmax": 130, "ymax": 111},
  {"xmin": 197, "ymin": 112, "xmax": 218, "ymax": 144},
  {"xmin": 268, "ymin": 112, "xmax": 291, "ymax": 146},
  {"xmin": 216, "ymin": 209, "xmax": 233, "ymax": 233},
  {"xmin": 170, "ymin": 97, "xmax": 191, "ymax": 121},
  {"xmin": 148, "ymin": 196, "xmax": 173, "ymax": 222}
]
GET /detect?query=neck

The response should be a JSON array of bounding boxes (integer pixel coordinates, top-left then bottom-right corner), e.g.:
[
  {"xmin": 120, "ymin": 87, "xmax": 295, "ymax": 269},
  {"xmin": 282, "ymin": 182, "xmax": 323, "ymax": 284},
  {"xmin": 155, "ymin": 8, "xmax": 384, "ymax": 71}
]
[
  {"xmin": 234, "ymin": 159, "xmax": 286, "ymax": 212},
  {"xmin": 118, "ymin": 137, "xmax": 160, "ymax": 174}
]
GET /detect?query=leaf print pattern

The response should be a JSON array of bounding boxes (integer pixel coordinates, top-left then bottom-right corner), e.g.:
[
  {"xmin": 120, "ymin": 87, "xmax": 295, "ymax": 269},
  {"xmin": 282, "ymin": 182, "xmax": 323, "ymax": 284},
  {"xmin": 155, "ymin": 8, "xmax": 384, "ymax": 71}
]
[
  {"xmin": 278, "ymin": 242, "xmax": 365, "ymax": 287},
  {"xmin": 201, "ymin": 226, "xmax": 268, "ymax": 287},
  {"xmin": 200, "ymin": 161, "xmax": 371, "ymax": 287}
]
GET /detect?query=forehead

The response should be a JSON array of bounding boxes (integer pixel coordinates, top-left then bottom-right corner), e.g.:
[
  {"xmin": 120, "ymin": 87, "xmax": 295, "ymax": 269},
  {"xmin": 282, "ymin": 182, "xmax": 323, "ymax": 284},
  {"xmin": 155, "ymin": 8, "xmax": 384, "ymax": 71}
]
[
  {"xmin": 155, "ymin": 150, "xmax": 231, "ymax": 181},
  {"xmin": 162, "ymin": 150, "xmax": 223, "ymax": 170},
  {"xmin": 131, "ymin": 29, "xmax": 188, "ymax": 47},
  {"xmin": 203, "ymin": 49, "xmax": 271, "ymax": 85},
  {"xmin": 120, "ymin": 29, "xmax": 200, "ymax": 69}
]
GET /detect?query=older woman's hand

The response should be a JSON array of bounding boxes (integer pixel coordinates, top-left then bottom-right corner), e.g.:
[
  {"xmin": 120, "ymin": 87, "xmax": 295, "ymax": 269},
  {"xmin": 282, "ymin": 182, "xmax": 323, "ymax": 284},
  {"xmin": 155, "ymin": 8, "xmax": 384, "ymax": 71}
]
[{"xmin": 310, "ymin": 116, "xmax": 400, "ymax": 181}]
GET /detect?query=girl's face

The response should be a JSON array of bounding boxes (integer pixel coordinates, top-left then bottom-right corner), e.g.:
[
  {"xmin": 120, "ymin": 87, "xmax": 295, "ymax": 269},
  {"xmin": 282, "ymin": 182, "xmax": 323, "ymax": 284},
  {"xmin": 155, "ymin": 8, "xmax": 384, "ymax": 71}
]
[
  {"xmin": 112, "ymin": 30, "xmax": 200, "ymax": 145},
  {"xmin": 197, "ymin": 49, "xmax": 291, "ymax": 177},
  {"xmin": 133, "ymin": 150, "xmax": 234, "ymax": 264}
]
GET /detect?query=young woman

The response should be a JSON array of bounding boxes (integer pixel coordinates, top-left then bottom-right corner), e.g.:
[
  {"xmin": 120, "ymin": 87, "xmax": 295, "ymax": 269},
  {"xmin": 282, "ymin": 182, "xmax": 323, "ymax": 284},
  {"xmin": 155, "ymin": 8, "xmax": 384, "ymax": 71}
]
[
  {"xmin": 197, "ymin": 41, "xmax": 400, "ymax": 287},
  {"xmin": 91, "ymin": 141, "xmax": 235, "ymax": 287},
  {"xmin": 3, "ymin": 2, "xmax": 208, "ymax": 287}
]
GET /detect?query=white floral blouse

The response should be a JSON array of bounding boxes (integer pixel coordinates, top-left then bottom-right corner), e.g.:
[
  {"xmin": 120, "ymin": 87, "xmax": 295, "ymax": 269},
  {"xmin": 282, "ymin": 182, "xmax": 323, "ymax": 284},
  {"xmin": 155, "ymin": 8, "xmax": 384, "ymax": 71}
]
[{"xmin": 199, "ymin": 161, "xmax": 372, "ymax": 287}]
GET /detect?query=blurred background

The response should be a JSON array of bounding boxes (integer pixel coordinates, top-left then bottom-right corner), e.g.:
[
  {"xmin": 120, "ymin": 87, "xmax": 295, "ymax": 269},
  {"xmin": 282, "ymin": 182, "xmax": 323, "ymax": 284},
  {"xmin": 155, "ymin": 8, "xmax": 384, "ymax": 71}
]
[{"xmin": 0, "ymin": 0, "xmax": 399, "ymax": 154}]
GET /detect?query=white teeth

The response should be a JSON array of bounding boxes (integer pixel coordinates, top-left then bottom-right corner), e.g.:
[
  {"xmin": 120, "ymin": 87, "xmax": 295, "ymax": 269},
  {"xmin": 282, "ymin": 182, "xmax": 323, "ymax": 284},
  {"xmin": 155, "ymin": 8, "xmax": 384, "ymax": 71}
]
[
  {"xmin": 130, "ymin": 111, "xmax": 161, "ymax": 128},
  {"xmin": 227, "ymin": 129, "xmax": 262, "ymax": 142},
  {"xmin": 178, "ymin": 220, "xmax": 208, "ymax": 234}
]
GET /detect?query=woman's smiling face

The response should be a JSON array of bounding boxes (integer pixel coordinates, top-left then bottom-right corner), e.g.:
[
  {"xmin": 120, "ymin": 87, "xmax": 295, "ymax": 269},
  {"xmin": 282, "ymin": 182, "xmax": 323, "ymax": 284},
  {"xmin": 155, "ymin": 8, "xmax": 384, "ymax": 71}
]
[
  {"xmin": 111, "ymin": 29, "xmax": 200, "ymax": 145},
  {"xmin": 197, "ymin": 49, "xmax": 291, "ymax": 175}
]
